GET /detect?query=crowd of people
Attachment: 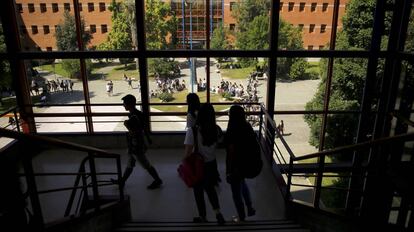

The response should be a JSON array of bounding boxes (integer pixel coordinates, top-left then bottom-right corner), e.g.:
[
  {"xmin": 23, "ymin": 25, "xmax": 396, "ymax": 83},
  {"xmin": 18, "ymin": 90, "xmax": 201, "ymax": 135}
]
[{"xmin": 150, "ymin": 75, "xmax": 186, "ymax": 98}]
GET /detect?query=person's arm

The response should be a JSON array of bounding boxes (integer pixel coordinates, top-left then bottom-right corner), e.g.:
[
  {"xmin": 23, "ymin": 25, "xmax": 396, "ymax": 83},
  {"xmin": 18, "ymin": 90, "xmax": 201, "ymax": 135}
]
[{"xmin": 183, "ymin": 128, "xmax": 194, "ymax": 158}]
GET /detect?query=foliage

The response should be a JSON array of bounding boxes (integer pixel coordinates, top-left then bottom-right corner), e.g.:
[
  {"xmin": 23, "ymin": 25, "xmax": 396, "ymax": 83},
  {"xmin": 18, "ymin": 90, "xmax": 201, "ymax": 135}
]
[
  {"xmin": 211, "ymin": 24, "xmax": 230, "ymax": 62},
  {"xmin": 0, "ymin": 26, "xmax": 12, "ymax": 106},
  {"xmin": 158, "ymin": 92, "xmax": 174, "ymax": 102},
  {"xmin": 232, "ymin": 0, "xmax": 307, "ymax": 80},
  {"xmin": 149, "ymin": 58, "xmax": 180, "ymax": 79},
  {"xmin": 55, "ymin": 11, "xmax": 92, "ymax": 51},
  {"xmin": 145, "ymin": 0, "xmax": 177, "ymax": 50},
  {"xmin": 61, "ymin": 59, "xmax": 92, "ymax": 79},
  {"xmin": 99, "ymin": 0, "xmax": 133, "ymax": 66},
  {"xmin": 55, "ymin": 11, "xmax": 92, "ymax": 78},
  {"xmin": 221, "ymin": 92, "xmax": 234, "ymax": 101}
]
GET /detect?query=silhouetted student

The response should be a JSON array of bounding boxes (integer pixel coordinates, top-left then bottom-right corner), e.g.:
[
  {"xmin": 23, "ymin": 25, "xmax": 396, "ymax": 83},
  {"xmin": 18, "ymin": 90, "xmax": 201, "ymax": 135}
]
[
  {"xmin": 186, "ymin": 93, "xmax": 200, "ymax": 129},
  {"xmin": 225, "ymin": 105, "xmax": 256, "ymax": 222},
  {"xmin": 112, "ymin": 94, "xmax": 163, "ymax": 189},
  {"xmin": 184, "ymin": 103, "xmax": 225, "ymax": 224}
]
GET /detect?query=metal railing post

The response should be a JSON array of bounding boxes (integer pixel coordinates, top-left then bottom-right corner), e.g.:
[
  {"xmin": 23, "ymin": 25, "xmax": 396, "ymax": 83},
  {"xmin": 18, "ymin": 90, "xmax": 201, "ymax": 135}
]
[
  {"xmin": 22, "ymin": 156, "xmax": 44, "ymax": 231},
  {"xmin": 116, "ymin": 156, "xmax": 124, "ymax": 201},
  {"xmin": 286, "ymin": 157, "xmax": 293, "ymax": 201},
  {"xmin": 88, "ymin": 152, "xmax": 100, "ymax": 212},
  {"xmin": 313, "ymin": 154, "xmax": 325, "ymax": 209}
]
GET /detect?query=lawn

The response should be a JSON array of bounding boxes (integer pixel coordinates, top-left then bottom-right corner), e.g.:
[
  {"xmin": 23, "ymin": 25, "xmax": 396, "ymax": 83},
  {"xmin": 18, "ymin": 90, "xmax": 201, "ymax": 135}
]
[
  {"xmin": 37, "ymin": 63, "xmax": 69, "ymax": 77},
  {"xmin": 106, "ymin": 63, "xmax": 139, "ymax": 80},
  {"xmin": 221, "ymin": 66, "xmax": 255, "ymax": 79},
  {"xmin": 150, "ymin": 91, "xmax": 232, "ymax": 112},
  {"xmin": 306, "ymin": 61, "xmax": 320, "ymax": 74}
]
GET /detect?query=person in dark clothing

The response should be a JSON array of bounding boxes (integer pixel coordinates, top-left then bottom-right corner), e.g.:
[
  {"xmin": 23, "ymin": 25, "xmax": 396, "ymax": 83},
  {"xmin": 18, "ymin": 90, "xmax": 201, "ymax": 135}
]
[
  {"xmin": 112, "ymin": 94, "xmax": 163, "ymax": 190},
  {"xmin": 183, "ymin": 103, "xmax": 225, "ymax": 225},
  {"xmin": 225, "ymin": 105, "xmax": 256, "ymax": 222}
]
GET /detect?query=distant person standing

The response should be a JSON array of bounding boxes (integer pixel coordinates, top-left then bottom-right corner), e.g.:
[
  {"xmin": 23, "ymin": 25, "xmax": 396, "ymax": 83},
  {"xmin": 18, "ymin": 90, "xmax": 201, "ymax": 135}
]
[
  {"xmin": 127, "ymin": 77, "xmax": 133, "ymax": 89},
  {"xmin": 112, "ymin": 94, "xmax": 163, "ymax": 189},
  {"xmin": 279, "ymin": 120, "xmax": 284, "ymax": 135},
  {"xmin": 106, "ymin": 80, "xmax": 113, "ymax": 96}
]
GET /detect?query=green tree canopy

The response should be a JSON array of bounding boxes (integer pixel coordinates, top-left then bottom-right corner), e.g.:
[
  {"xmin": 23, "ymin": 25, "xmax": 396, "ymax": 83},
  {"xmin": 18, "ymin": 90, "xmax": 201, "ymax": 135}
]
[
  {"xmin": 55, "ymin": 11, "xmax": 92, "ymax": 78},
  {"xmin": 55, "ymin": 11, "xmax": 92, "ymax": 51}
]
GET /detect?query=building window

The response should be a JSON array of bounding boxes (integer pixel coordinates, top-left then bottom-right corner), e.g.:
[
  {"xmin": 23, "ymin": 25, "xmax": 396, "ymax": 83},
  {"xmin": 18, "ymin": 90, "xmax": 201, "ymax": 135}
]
[
  {"xmin": 319, "ymin": 45, "xmax": 325, "ymax": 50},
  {"xmin": 46, "ymin": 47, "xmax": 53, "ymax": 51},
  {"xmin": 309, "ymin": 24, "xmax": 315, "ymax": 33},
  {"xmin": 230, "ymin": 2, "xmax": 236, "ymax": 11},
  {"xmin": 308, "ymin": 45, "xmax": 314, "ymax": 50},
  {"xmin": 280, "ymin": 2, "xmax": 283, "ymax": 11},
  {"xmin": 90, "ymin": 24, "xmax": 96, "ymax": 33},
  {"xmin": 17, "ymin": 3, "xmax": 23, "ymax": 13},
  {"xmin": 43, "ymin": 25, "xmax": 50, "ymax": 34},
  {"xmin": 78, "ymin": 3, "xmax": 82, "ymax": 11},
  {"xmin": 88, "ymin": 3, "xmax": 94, "ymax": 12},
  {"xmin": 288, "ymin": 2, "xmax": 294, "ymax": 11},
  {"xmin": 298, "ymin": 24, "xmax": 304, "ymax": 30},
  {"xmin": 20, "ymin": 26, "xmax": 27, "ymax": 34},
  {"xmin": 64, "ymin": 3, "xmax": 70, "ymax": 11},
  {"xmin": 311, "ymin": 3, "xmax": 317, "ymax": 12},
  {"xmin": 28, "ymin": 3, "xmax": 35, "ymax": 13},
  {"xmin": 31, "ymin": 25, "xmax": 38, "ymax": 34},
  {"xmin": 99, "ymin": 2, "xmax": 105, "ymax": 11},
  {"xmin": 322, "ymin": 3, "xmax": 328, "ymax": 12},
  {"xmin": 299, "ymin": 2, "xmax": 305, "ymax": 12},
  {"xmin": 40, "ymin": 3, "xmax": 47, "ymax": 12},
  {"xmin": 320, "ymin": 24, "xmax": 327, "ymax": 33},
  {"xmin": 229, "ymin": 24, "xmax": 236, "ymax": 31},
  {"xmin": 52, "ymin": 3, "xmax": 58, "ymax": 12},
  {"xmin": 101, "ymin": 24, "xmax": 107, "ymax": 33}
]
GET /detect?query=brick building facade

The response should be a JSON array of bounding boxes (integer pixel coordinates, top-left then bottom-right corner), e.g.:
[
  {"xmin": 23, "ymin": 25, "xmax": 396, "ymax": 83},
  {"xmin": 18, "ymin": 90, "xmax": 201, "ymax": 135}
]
[
  {"xmin": 15, "ymin": 0, "xmax": 349, "ymax": 51},
  {"xmin": 15, "ymin": 0, "xmax": 112, "ymax": 51}
]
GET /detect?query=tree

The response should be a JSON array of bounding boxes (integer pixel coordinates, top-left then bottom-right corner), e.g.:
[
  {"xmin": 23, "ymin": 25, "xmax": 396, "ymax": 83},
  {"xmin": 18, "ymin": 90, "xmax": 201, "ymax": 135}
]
[
  {"xmin": 211, "ymin": 24, "xmax": 230, "ymax": 62},
  {"xmin": 55, "ymin": 11, "xmax": 92, "ymax": 51},
  {"xmin": 55, "ymin": 11, "xmax": 92, "ymax": 79},
  {"xmin": 145, "ymin": 0, "xmax": 176, "ymax": 50},
  {"xmin": 100, "ymin": 0, "xmax": 133, "ymax": 66},
  {"xmin": 232, "ymin": 0, "xmax": 308, "ymax": 78},
  {"xmin": 304, "ymin": 0, "xmax": 384, "ymax": 154}
]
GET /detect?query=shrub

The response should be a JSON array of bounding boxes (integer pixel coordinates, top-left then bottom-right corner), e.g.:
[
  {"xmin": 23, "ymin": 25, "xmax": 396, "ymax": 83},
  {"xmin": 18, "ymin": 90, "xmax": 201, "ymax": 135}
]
[
  {"xmin": 221, "ymin": 92, "xmax": 233, "ymax": 101},
  {"xmin": 158, "ymin": 92, "xmax": 174, "ymax": 102}
]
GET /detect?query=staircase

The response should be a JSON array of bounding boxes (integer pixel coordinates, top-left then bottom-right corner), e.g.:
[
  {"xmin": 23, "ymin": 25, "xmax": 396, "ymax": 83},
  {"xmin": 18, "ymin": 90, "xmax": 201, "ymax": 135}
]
[{"xmin": 113, "ymin": 219, "xmax": 310, "ymax": 232}]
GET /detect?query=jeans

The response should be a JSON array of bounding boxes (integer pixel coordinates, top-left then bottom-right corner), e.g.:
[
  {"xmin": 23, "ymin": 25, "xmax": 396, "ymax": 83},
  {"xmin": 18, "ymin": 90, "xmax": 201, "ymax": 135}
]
[{"xmin": 229, "ymin": 177, "xmax": 252, "ymax": 220}]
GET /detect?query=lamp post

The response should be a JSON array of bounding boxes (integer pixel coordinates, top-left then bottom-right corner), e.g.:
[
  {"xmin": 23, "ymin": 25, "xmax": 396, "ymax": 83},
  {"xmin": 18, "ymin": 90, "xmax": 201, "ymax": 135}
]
[{"xmin": 185, "ymin": 0, "xmax": 197, "ymax": 93}]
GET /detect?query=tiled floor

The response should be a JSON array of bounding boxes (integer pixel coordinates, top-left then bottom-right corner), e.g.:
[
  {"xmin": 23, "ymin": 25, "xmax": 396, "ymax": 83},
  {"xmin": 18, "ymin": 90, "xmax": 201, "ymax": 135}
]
[{"xmin": 29, "ymin": 148, "xmax": 287, "ymax": 224}]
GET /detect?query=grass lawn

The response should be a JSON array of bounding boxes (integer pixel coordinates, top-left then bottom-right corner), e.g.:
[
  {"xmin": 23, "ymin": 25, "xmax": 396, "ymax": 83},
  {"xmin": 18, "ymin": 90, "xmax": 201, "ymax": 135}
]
[
  {"xmin": 150, "ymin": 91, "xmax": 232, "ymax": 112},
  {"xmin": 106, "ymin": 63, "xmax": 139, "ymax": 80},
  {"xmin": 306, "ymin": 61, "xmax": 320, "ymax": 74},
  {"xmin": 221, "ymin": 67, "xmax": 255, "ymax": 79},
  {"xmin": 37, "ymin": 63, "xmax": 69, "ymax": 77}
]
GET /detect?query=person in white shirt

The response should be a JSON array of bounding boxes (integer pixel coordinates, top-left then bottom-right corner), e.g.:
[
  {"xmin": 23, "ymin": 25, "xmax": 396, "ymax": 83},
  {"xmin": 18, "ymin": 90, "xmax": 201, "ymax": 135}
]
[{"xmin": 183, "ymin": 103, "xmax": 225, "ymax": 224}]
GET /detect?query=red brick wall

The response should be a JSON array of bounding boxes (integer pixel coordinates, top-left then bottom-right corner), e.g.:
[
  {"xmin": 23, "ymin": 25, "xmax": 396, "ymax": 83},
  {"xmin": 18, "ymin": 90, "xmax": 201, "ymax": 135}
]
[{"xmin": 16, "ymin": 0, "xmax": 112, "ymax": 51}]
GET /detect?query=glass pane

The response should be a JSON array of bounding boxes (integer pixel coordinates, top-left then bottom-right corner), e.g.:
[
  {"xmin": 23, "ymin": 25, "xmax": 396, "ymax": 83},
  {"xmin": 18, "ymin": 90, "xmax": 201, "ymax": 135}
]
[
  {"xmin": 15, "ymin": 1, "xmax": 84, "ymax": 51},
  {"xmin": 147, "ymin": 0, "xmax": 188, "ymax": 50},
  {"xmin": 30, "ymin": 59, "xmax": 85, "ymax": 105},
  {"xmin": 276, "ymin": 114, "xmax": 320, "ymax": 162},
  {"xmin": 320, "ymin": 174, "xmax": 350, "ymax": 209},
  {"xmin": 335, "ymin": 0, "xmax": 375, "ymax": 51},
  {"xmin": 33, "ymin": 105, "xmax": 87, "ymax": 133},
  {"xmin": 81, "ymin": 0, "xmax": 135, "ymax": 51},
  {"xmin": 149, "ymin": 57, "xmax": 206, "ymax": 131},
  {"xmin": 324, "ymin": 113, "xmax": 360, "ymax": 163},
  {"xmin": 327, "ymin": 58, "xmax": 368, "ymax": 111},
  {"xmin": 87, "ymin": 58, "xmax": 140, "ymax": 103},
  {"xmin": 0, "ymin": 59, "xmax": 16, "ymax": 147},
  {"xmin": 404, "ymin": 4, "xmax": 414, "ymax": 52},
  {"xmin": 276, "ymin": 57, "xmax": 324, "ymax": 111}
]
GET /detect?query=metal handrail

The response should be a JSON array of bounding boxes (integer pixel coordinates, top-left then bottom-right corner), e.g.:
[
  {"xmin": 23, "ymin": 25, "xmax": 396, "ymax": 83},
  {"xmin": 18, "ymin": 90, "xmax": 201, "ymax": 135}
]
[{"xmin": 0, "ymin": 128, "xmax": 124, "ymax": 229}]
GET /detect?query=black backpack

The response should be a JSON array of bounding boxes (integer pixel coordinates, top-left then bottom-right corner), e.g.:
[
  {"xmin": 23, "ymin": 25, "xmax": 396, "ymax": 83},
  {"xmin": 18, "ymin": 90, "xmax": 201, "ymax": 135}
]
[{"xmin": 238, "ymin": 126, "xmax": 263, "ymax": 179}]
